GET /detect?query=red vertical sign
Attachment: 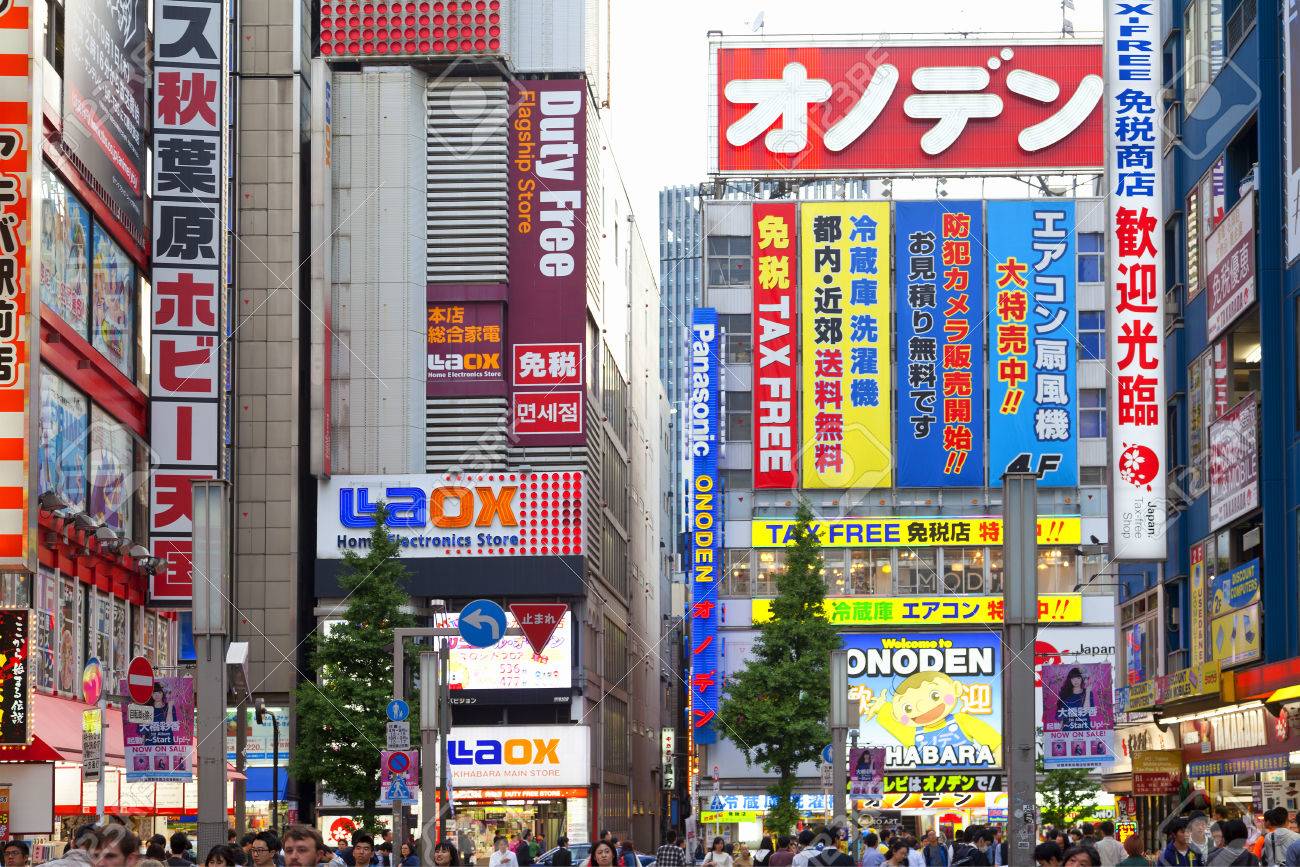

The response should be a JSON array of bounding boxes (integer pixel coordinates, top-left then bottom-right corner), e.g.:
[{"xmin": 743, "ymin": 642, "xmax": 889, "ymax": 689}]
[{"xmin": 751, "ymin": 202, "xmax": 798, "ymax": 489}]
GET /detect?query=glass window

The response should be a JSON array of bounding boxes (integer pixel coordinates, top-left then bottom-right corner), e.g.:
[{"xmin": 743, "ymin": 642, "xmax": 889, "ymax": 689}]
[
  {"xmin": 988, "ymin": 546, "xmax": 1005, "ymax": 594},
  {"xmin": 723, "ymin": 549, "xmax": 751, "ymax": 596},
  {"xmin": 603, "ymin": 697, "xmax": 630, "ymax": 774},
  {"xmin": 0, "ymin": 572, "xmax": 29, "ymax": 608},
  {"xmin": 756, "ymin": 550, "xmax": 785, "ymax": 596},
  {"xmin": 720, "ymin": 314, "xmax": 752, "ymax": 364},
  {"xmin": 726, "ymin": 390, "xmax": 752, "ymax": 442},
  {"xmin": 847, "ymin": 549, "xmax": 891, "ymax": 595},
  {"xmin": 1187, "ymin": 186, "xmax": 1202, "ymax": 297},
  {"xmin": 38, "ymin": 367, "xmax": 89, "ymax": 510},
  {"xmin": 91, "ymin": 223, "xmax": 135, "ymax": 378},
  {"xmin": 112, "ymin": 598, "xmax": 128, "ymax": 687},
  {"xmin": 1124, "ymin": 617, "xmax": 1157, "ymax": 684},
  {"xmin": 603, "ymin": 618, "xmax": 627, "ymax": 682},
  {"xmin": 895, "ymin": 549, "xmax": 939, "ymax": 594},
  {"xmin": 1078, "ymin": 311, "xmax": 1106, "ymax": 360},
  {"xmin": 1080, "ymin": 389, "xmax": 1107, "ymax": 438},
  {"xmin": 1081, "ymin": 465, "xmax": 1108, "ymax": 486},
  {"xmin": 40, "ymin": 164, "xmax": 91, "ymax": 335},
  {"xmin": 942, "ymin": 547, "xmax": 988, "ymax": 594},
  {"xmin": 1077, "ymin": 232, "xmax": 1104, "ymax": 282},
  {"xmin": 822, "ymin": 550, "xmax": 846, "ymax": 595},
  {"xmin": 1038, "ymin": 548, "xmax": 1077, "ymax": 594},
  {"xmin": 35, "ymin": 567, "xmax": 56, "ymax": 692},
  {"xmin": 91, "ymin": 590, "xmax": 111, "ymax": 680},
  {"xmin": 706, "ymin": 236, "xmax": 751, "ymax": 287},
  {"xmin": 722, "ymin": 468, "xmax": 751, "ymax": 491}
]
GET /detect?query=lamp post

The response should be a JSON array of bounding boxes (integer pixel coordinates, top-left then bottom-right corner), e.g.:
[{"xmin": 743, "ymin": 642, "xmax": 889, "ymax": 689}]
[
  {"xmin": 829, "ymin": 650, "xmax": 849, "ymax": 828},
  {"xmin": 256, "ymin": 697, "xmax": 281, "ymax": 835}
]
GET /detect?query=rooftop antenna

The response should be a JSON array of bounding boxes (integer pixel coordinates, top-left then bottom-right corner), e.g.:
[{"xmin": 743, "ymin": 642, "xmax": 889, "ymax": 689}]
[{"xmin": 748, "ymin": 10, "xmax": 766, "ymax": 34}]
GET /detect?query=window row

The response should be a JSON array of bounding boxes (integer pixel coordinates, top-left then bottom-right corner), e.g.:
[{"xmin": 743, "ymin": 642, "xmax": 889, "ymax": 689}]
[
  {"xmin": 40, "ymin": 164, "xmax": 138, "ymax": 379},
  {"xmin": 0, "ymin": 567, "xmax": 173, "ymax": 698},
  {"xmin": 38, "ymin": 366, "xmax": 139, "ymax": 537},
  {"xmin": 721, "ymin": 546, "xmax": 1078, "ymax": 597}
]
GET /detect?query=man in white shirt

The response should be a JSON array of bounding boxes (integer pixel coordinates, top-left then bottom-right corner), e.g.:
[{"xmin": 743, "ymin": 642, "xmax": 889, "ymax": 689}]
[
  {"xmin": 790, "ymin": 831, "xmax": 821, "ymax": 867},
  {"xmin": 1093, "ymin": 822, "xmax": 1126, "ymax": 867},
  {"xmin": 490, "ymin": 838, "xmax": 519, "ymax": 867}
]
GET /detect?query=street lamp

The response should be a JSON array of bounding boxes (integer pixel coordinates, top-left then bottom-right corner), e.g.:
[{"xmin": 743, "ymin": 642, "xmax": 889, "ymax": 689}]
[
  {"xmin": 255, "ymin": 697, "xmax": 281, "ymax": 836},
  {"xmin": 829, "ymin": 650, "xmax": 849, "ymax": 825}
]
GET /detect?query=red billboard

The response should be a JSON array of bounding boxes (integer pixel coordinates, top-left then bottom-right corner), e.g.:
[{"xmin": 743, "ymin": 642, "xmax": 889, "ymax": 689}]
[
  {"xmin": 427, "ymin": 301, "xmax": 506, "ymax": 397},
  {"xmin": 751, "ymin": 202, "xmax": 798, "ymax": 489},
  {"xmin": 507, "ymin": 80, "xmax": 588, "ymax": 446},
  {"xmin": 319, "ymin": 0, "xmax": 503, "ymax": 59},
  {"xmin": 713, "ymin": 43, "xmax": 1103, "ymax": 175}
]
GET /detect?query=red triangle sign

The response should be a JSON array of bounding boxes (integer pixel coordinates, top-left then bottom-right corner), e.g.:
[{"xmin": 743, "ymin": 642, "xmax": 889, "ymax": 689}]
[{"xmin": 509, "ymin": 603, "xmax": 569, "ymax": 656}]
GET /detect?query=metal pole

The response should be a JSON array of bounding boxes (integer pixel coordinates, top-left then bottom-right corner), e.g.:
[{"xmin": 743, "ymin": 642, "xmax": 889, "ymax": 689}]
[
  {"xmin": 419, "ymin": 651, "xmax": 440, "ymax": 864},
  {"xmin": 1002, "ymin": 472, "xmax": 1039, "ymax": 860},
  {"xmin": 393, "ymin": 639, "xmax": 407, "ymax": 850},
  {"xmin": 96, "ymin": 688, "xmax": 106, "ymax": 822},
  {"xmin": 829, "ymin": 650, "xmax": 849, "ymax": 830},
  {"xmin": 193, "ymin": 479, "xmax": 231, "ymax": 858},
  {"xmin": 271, "ymin": 710, "xmax": 281, "ymax": 836},
  {"xmin": 235, "ymin": 699, "xmax": 248, "ymax": 835},
  {"xmin": 438, "ymin": 644, "xmax": 451, "ymax": 842}
]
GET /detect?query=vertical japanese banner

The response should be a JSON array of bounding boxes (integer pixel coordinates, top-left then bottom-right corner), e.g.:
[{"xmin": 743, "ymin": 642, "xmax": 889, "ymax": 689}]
[
  {"xmin": 752, "ymin": 202, "xmax": 798, "ymax": 489},
  {"xmin": 1041, "ymin": 662, "xmax": 1115, "ymax": 769},
  {"xmin": 1288, "ymin": 0, "xmax": 1300, "ymax": 262},
  {"xmin": 894, "ymin": 201, "xmax": 984, "ymax": 487},
  {"xmin": 986, "ymin": 201, "xmax": 1077, "ymax": 487},
  {"xmin": 0, "ymin": 609, "xmax": 31, "ymax": 745},
  {"xmin": 150, "ymin": 0, "xmax": 226, "ymax": 601},
  {"xmin": 1190, "ymin": 542, "xmax": 1206, "ymax": 668},
  {"xmin": 0, "ymin": 0, "xmax": 36, "ymax": 570},
  {"xmin": 121, "ymin": 675, "xmax": 195, "ymax": 781},
  {"xmin": 688, "ymin": 308, "xmax": 721, "ymax": 745},
  {"xmin": 1107, "ymin": 0, "xmax": 1166, "ymax": 558},
  {"xmin": 799, "ymin": 202, "xmax": 892, "ymax": 489}
]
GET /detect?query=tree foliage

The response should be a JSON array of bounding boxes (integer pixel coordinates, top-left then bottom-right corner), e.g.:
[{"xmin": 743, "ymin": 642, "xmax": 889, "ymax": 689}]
[
  {"xmin": 290, "ymin": 504, "xmax": 417, "ymax": 830},
  {"xmin": 719, "ymin": 501, "xmax": 841, "ymax": 834},
  {"xmin": 1036, "ymin": 753, "xmax": 1101, "ymax": 829}
]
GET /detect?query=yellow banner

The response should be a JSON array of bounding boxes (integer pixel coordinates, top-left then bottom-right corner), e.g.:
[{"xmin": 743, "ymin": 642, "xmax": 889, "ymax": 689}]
[
  {"xmin": 858, "ymin": 793, "xmax": 989, "ymax": 810},
  {"xmin": 800, "ymin": 201, "xmax": 892, "ymax": 488},
  {"xmin": 752, "ymin": 594, "xmax": 1083, "ymax": 626},
  {"xmin": 700, "ymin": 810, "xmax": 757, "ymax": 823},
  {"xmin": 751, "ymin": 516, "xmax": 1081, "ymax": 548},
  {"xmin": 1210, "ymin": 604, "xmax": 1261, "ymax": 668}
]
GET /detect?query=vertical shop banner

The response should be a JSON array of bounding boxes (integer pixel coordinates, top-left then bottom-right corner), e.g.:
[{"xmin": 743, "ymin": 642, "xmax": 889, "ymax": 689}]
[
  {"xmin": 1132, "ymin": 749, "xmax": 1183, "ymax": 795},
  {"xmin": 0, "ymin": 610, "xmax": 31, "ymax": 745},
  {"xmin": 688, "ymin": 308, "xmax": 722, "ymax": 745},
  {"xmin": 986, "ymin": 201, "xmax": 1077, "ymax": 488},
  {"xmin": 63, "ymin": 0, "xmax": 148, "ymax": 240},
  {"xmin": 1209, "ymin": 395, "xmax": 1259, "ymax": 530},
  {"xmin": 1041, "ymin": 662, "xmax": 1115, "ymax": 769},
  {"xmin": 752, "ymin": 202, "xmax": 798, "ymax": 489},
  {"xmin": 1190, "ymin": 543, "xmax": 1206, "ymax": 668},
  {"xmin": 1205, "ymin": 190, "xmax": 1256, "ymax": 341},
  {"xmin": 800, "ymin": 202, "xmax": 892, "ymax": 489},
  {"xmin": 426, "ymin": 301, "xmax": 506, "ymax": 396},
  {"xmin": 121, "ymin": 675, "xmax": 194, "ymax": 781},
  {"xmin": 1107, "ymin": 0, "xmax": 1167, "ymax": 558},
  {"xmin": 0, "ymin": 0, "xmax": 35, "ymax": 569},
  {"xmin": 150, "ymin": 0, "xmax": 226, "ymax": 602},
  {"xmin": 1208, "ymin": 558, "xmax": 1261, "ymax": 668},
  {"xmin": 1288, "ymin": 0, "xmax": 1300, "ymax": 261},
  {"xmin": 844, "ymin": 632, "xmax": 1002, "ymax": 770},
  {"xmin": 895, "ymin": 201, "xmax": 984, "ymax": 487},
  {"xmin": 849, "ymin": 747, "xmax": 885, "ymax": 797},
  {"xmin": 507, "ymin": 80, "xmax": 587, "ymax": 446}
]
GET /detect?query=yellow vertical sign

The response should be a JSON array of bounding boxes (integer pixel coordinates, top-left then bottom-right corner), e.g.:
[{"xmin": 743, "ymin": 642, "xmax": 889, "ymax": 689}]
[
  {"xmin": 800, "ymin": 202, "xmax": 892, "ymax": 488},
  {"xmin": 1190, "ymin": 543, "xmax": 1205, "ymax": 668}
]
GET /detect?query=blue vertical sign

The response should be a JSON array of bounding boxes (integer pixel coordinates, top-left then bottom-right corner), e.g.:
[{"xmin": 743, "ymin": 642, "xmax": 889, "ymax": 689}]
[
  {"xmin": 987, "ymin": 201, "xmax": 1078, "ymax": 487},
  {"xmin": 688, "ymin": 308, "xmax": 721, "ymax": 745},
  {"xmin": 895, "ymin": 201, "xmax": 985, "ymax": 486}
]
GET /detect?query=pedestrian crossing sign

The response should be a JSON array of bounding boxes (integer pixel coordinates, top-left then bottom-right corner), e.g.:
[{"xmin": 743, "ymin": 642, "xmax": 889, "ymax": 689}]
[
  {"xmin": 709, "ymin": 795, "xmax": 726, "ymax": 812},
  {"xmin": 385, "ymin": 776, "xmax": 414, "ymax": 801}
]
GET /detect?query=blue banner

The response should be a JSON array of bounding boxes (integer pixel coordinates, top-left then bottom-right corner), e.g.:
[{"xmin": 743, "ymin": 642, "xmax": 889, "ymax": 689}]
[
  {"xmin": 895, "ymin": 201, "xmax": 985, "ymax": 487},
  {"xmin": 987, "ymin": 201, "xmax": 1077, "ymax": 487},
  {"xmin": 688, "ymin": 308, "xmax": 722, "ymax": 745}
]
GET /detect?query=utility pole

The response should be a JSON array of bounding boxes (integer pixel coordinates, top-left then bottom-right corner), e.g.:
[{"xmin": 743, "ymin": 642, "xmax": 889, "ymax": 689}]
[
  {"xmin": 1003, "ymin": 472, "xmax": 1039, "ymax": 859},
  {"xmin": 193, "ymin": 479, "xmax": 231, "ymax": 858},
  {"xmin": 829, "ymin": 650, "xmax": 849, "ymax": 829},
  {"xmin": 418, "ymin": 650, "xmax": 440, "ymax": 864}
]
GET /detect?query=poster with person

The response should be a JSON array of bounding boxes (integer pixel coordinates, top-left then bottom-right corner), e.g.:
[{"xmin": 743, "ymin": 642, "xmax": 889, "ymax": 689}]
[
  {"xmin": 121, "ymin": 675, "xmax": 194, "ymax": 782},
  {"xmin": 848, "ymin": 747, "xmax": 885, "ymax": 796},
  {"xmin": 1041, "ymin": 662, "xmax": 1115, "ymax": 768}
]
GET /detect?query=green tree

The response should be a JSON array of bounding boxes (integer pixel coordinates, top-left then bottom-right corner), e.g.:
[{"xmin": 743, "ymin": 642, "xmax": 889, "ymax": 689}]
[
  {"xmin": 290, "ymin": 504, "xmax": 417, "ymax": 830},
  {"xmin": 719, "ymin": 501, "xmax": 841, "ymax": 834},
  {"xmin": 1036, "ymin": 753, "xmax": 1100, "ymax": 829}
]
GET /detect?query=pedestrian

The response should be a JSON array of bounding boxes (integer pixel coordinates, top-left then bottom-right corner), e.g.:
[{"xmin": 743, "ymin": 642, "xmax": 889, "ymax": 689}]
[
  {"xmin": 583, "ymin": 842, "xmax": 620, "ymax": 867},
  {"xmin": 350, "ymin": 834, "xmax": 377, "ymax": 867},
  {"xmin": 205, "ymin": 847, "xmax": 243, "ymax": 867},
  {"xmin": 433, "ymin": 842, "xmax": 460, "ymax": 866},
  {"xmin": 1156, "ymin": 819, "xmax": 1200, "ymax": 866},
  {"xmin": 952, "ymin": 833, "xmax": 989, "ymax": 867},
  {"xmin": 535, "ymin": 838, "xmax": 546, "ymax": 860},
  {"xmin": 550, "ymin": 837, "xmax": 574, "ymax": 867},
  {"xmin": 3, "ymin": 841, "xmax": 28, "ymax": 867},
  {"xmin": 1096, "ymin": 823, "xmax": 1127, "ymax": 867},
  {"xmin": 885, "ymin": 843, "xmax": 910, "ymax": 867},
  {"xmin": 1261, "ymin": 807, "xmax": 1299, "ymax": 865},
  {"xmin": 1205, "ymin": 820, "xmax": 1257, "ymax": 865},
  {"xmin": 1186, "ymin": 814, "xmax": 1212, "ymax": 864},
  {"xmin": 282, "ymin": 827, "xmax": 326, "ymax": 867},
  {"xmin": 1059, "ymin": 847, "xmax": 1101, "ymax": 867},
  {"xmin": 949, "ymin": 832, "xmax": 974, "ymax": 867},
  {"xmin": 1070, "ymin": 832, "xmax": 1086, "ymax": 849},
  {"xmin": 791, "ymin": 831, "xmax": 820, "ymax": 867},
  {"xmin": 167, "ymin": 835, "xmax": 193, "ymax": 867},
  {"xmin": 655, "ymin": 832, "xmax": 686, "ymax": 867},
  {"xmin": 859, "ymin": 835, "xmax": 884, "ymax": 867},
  {"xmin": 93, "ymin": 827, "xmax": 143, "ymax": 867},
  {"xmin": 251, "ymin": 835, "xmax": 279, "ymax": 867},
  {"xmin": 490, "ymin": 838, "xmax": 519, "ymax": 867},
  {"xmin": 703, "ymin": 838, "xmax": 735, "ymax": 867},
  {"xmin": 1082, "ymin": 827, "xmax": 1097, "ymax": 845},
  {"xmin": 395, "ymin": 845, "xmax": 417, "ymax": 867},
  {"xmin": 767, "ymin": 837, "xmax": 795, "ymax": 867},
  {"xmin": 516, "ymin": 833, "xmax": 536, "ymax": 867},
  {"xmin": 903, "ymin": 837, "xmax": 924, "ymax": 867},
  {"xmin": 1117, "ymin": 835, "xmax": 1150, "ymax": 867},
  {"xmin": 619, "ymin": 840, "xmax": 639, "ymax": 867},
  {"xmin": 1035, "ymin": 842, "xmax": 1063, "ymax": 866},
  {"xmin": 809, "ymin": 831, "xmax": 851, "ymax": 867},
  {"xmin": 754, "ymin": 837, "xmax": 773, "ymax": 867}
]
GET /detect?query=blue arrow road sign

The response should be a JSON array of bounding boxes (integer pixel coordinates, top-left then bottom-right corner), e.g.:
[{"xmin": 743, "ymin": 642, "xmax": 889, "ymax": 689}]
[
  {"xmin": 458, "ymin": 599, "xmax": 507, "ymax": 648},
  {"xmin": 386, "ymin": 699, "xmax": 410, "ymax": 722}
]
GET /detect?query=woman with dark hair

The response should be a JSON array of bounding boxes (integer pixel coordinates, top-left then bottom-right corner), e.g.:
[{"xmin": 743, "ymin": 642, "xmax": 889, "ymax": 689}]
[
  {"xmin": 582, "ymin": 841, "xmax": 619, "ymax": 867},
  {"xmin": 432, "ymin": 842, "xmax": 459, "ymax": 866},
  {"xmin": 755, "ymin": 837, "xmax": 773, "ymax": 867},
  {"xmin": 1058, "ymin": 846, "xmax": 1101, "ymax": 867},
  {"xmin": 205, "ymin": 845, "xmax": 244, "ymax": 866},
  {"xmin": 1054, "ymin": 667, "xmax": 1096, "ymax": 731}
]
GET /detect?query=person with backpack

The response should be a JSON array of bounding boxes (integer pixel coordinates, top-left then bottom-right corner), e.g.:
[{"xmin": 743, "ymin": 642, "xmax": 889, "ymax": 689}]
[
  {"xmin": 1204, "ymin": 820, "xmax": 1256, "ymax": 865},
  {"xmin": 1157, "ymin": 819, "xmax": 1202, "ymax": 866},
  {"xmin": 515, "ymin": 832, "xmax": 535, "ymax": 867}
]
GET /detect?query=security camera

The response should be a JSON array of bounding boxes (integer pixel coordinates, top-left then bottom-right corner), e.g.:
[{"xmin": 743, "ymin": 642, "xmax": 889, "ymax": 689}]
[
  {"xmin": 128, "ymin": 544, "xmax": 150, "ymax": 559},
  {"xmin": 72, "ymin": 513, "xmax": 100, "ymax": 533},
  {"xmin": 38, "ymin": 491, "xmax": 70, "ymax": 512}
]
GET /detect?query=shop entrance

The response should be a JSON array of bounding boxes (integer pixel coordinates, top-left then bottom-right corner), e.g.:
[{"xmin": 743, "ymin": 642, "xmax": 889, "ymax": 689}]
[{"xmin": 453, "ymin": 799, "xmax": 570, "ymax": 865}]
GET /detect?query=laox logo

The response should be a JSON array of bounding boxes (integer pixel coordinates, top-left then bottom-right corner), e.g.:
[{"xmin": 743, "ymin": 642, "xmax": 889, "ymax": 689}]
[
  {"xmin": 448, "ymin": 737, "xmax": 560, "ymax": 765},
  {"xmin": 428, "ymin": 353, "xmax": 501, "ymax": 372},
  {"xmin": 340, "ymin": 485, "xmax": 517, "ymax": 529}
]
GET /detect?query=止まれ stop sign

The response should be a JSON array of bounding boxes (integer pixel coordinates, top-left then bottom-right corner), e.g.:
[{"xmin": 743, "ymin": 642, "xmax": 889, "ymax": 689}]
[{"xmin": 127, "ymin": 656, "xmax": 154, "ymax": 704}]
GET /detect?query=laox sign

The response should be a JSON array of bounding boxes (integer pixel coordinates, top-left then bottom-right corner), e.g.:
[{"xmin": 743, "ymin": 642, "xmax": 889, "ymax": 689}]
[
  {"xmin": 340, "ymin": 485, "xmax": 516, "ymax": 529},
  {"xmin": 449, "ymin": 737, "xmax": 560, "ymax": 765}
]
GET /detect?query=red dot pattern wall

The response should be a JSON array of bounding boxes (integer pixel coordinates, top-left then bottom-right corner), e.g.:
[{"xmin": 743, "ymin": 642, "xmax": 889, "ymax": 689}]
[{"xmin": 319, "ymin": 0, "xmax": 502, "ymax": 59}]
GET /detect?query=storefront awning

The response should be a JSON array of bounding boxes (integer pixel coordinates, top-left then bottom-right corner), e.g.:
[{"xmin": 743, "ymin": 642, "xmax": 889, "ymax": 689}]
[
  {"xmin": 33, "ymin": 693, "xmax": 125, "ymax": 762},
  {"xmin": 243, "ymin": 766, "xmax": 289, "ymax": 799},
  {"xmin": 0, "ymin": 735, "xmax": 65, "ymax": 762}
]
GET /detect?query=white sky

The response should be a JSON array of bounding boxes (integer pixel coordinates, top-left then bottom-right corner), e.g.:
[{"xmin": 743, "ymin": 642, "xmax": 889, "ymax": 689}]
[{"xmin": 602, "ymin": 0, "xmax": 1105, "ymax": 233}]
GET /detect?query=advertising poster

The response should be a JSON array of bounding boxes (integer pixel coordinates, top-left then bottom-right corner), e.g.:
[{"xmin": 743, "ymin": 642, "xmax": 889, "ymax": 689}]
[
  {"xmin": 752, "ymin": 515, "xmax": 1081, "ymax": 548},
  {"xmin": 89, "ymin": 406, "xmax": 135, "ymax": 535},
  {"xmin": 121, "ymin": 675, "xmax": 194, "ymax": 782},
  {"xmin": 1107, "ymin": 0, "xmax": 1167, "ymax": 558},
  {"xmin": 63, "ymin": 0, "xmax": 148, "ymax": 239},
  {"xmin": 1190, "ymin": 543, "xmax": 1206, "ymax": 667},
  {"xmin": 40, "ymin": 166, "xmax": 92, "ymax": 336},
  {"xmin": 58, "ymin": 578, "xmax": 81, "ymax": 695},
  {"xmin": 1133, "ymin": 750, "xmax": 1182, "ymax": 796},
  {"xmin": 799, "ymin": 201, "xmax": 892, "ymax": 489},
  {"xmin": 39, "ymin": 369, "xmax": 90, "ymax": 511},
  {"xmin": 849, "ymin": 747, "xmax": 885, "ymax": 796},
  {"xmin": 986, "ymin": 200, "xmax": 1077, "ymax": 487},
  {"xmin": 844, "ymin": 632, "xmax": 1002, "ymax": 770},
  {"xmin": 426, "ymin": 301, "xmax": 506, "ymax": 396},
  {"xmin": 1208, "ymin": 558, "xmax": 1261, "ymax": 668},
  {"xmin": 1041, "ymin": 662, "xmax": 1115, "ymax": 768},
  {"xmin": 91, "ymin": 224, "xmax": 136, "ymax": 378},
  {"xmin": 1209, "ymin": 395, "xmax": 1259, "ymax": 530},
  {"xmin": 432, "ymin": 610, "xmax": 573, "ymax": 703},
  {"xmin": 1288, "ymin": 0, "xmax": 1300, "ymax": 261},
  {"xmin": 1205, "ymin": 191, "xmax": 1256, "ymax": 341},
  {"xmin": 894, "ymin": 201, "xmax": 985, "ymax": 486},
  {"xmin": 0, "ymin": 786, "xmax": 8, "ymax": 838},
  {"xmin": 753, "ymin": 594, "xmax": 1083, "ymax": 627},
  {"xmin": 752, "ymin": 202, "xmax": 799, "ymax": 489},
  {"xmin": 0, "ymin": 609, "xmax": 31, "ymax": 746},
  {"xmin": 689, "ymin": 308, "xmax": 722, "ymax": 745},
  {"xmin": 507, "ymin": 80, "xmax": 588, "ymax": 446}
]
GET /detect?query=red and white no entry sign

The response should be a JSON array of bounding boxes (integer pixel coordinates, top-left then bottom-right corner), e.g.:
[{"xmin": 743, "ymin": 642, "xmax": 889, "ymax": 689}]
[{"xmin": 127, "ymin": 656, "xmax": 155, "ymax": 704}]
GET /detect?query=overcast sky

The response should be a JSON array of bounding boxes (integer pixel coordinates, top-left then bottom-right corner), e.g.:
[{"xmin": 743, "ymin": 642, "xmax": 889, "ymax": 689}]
[{"xmin": 601, "ymin": 0, "xmax": 1105, "ymax": 241}]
